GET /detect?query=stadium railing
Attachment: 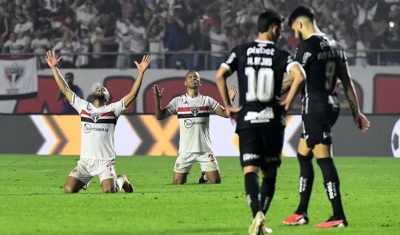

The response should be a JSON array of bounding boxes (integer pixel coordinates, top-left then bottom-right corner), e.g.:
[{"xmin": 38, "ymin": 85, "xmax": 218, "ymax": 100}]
[{"xmin": 1, "ymin": 50, "xmax": 398, "ymax": 69}]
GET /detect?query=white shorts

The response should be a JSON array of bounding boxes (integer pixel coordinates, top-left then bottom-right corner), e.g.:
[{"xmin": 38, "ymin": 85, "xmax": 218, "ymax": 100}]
[
  {"xmin": 68, "ymin": 158, "xmax": 117, "ymax": 186},
  {"xmin": 174, "ymin": 152, "xmax": 219, "ymax": 174}
]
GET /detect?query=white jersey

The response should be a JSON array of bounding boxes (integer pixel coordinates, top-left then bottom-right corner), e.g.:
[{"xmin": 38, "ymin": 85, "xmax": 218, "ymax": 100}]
[
  {"xmin": 166, "ymin": 94, "xmax": 220, "ymax": 153},
  {"xmin": 70, "ymin": 93, "xmax": 127, "ymax": 160}
]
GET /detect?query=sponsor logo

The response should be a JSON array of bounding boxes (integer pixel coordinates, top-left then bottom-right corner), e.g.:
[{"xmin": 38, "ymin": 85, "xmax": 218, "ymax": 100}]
[
  {"xmin": 183, "ymin": 119, "xmax": 205, "ymax": 128},
  {"xmin": 242, "ymin": 153, "xmax": 260, "ymax": 162},
  {"xmin": 83, "ymin": 123, "xmax": 109, "ymax": 133}
]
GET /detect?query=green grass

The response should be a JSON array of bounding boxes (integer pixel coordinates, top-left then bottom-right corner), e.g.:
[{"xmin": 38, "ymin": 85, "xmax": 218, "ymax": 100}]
[{"xmin": 0, "ymin": 156, "xmax": 399, "ymax": 235}]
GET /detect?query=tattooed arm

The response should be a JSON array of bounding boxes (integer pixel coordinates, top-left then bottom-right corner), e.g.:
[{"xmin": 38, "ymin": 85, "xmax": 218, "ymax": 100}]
[{"xmin": 337, "ymin": 61, "xmax": 360, "ymax": 116}]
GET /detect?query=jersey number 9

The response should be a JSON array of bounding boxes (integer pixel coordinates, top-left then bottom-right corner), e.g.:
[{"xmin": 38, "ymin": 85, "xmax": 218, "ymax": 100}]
[
  {"xmin": 325, "ymin": 61, "xmax": 336, "ymax": 91},
  {"xmin": 245, "ymin": 67, "xmax": 275, "ymax": 102}
]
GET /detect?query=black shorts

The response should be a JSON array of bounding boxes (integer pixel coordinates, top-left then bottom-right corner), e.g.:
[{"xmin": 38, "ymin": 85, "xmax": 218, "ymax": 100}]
[
  {"xmin": 237, "ymin": 125, "xmax": 284, "ymax": 170},
  {"xmin": 301, "ymin": 103, "xmax": 340, "ymax": 148}
]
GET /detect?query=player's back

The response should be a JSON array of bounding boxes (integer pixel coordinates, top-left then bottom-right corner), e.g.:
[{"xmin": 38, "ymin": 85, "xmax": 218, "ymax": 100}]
[
  {"xmin": 297, "ymin": 34, "xmax": 345, "ymax": 99},
  {"xmin": 228, "ymin": 40, "xmax": 292, "ymax": 130}
]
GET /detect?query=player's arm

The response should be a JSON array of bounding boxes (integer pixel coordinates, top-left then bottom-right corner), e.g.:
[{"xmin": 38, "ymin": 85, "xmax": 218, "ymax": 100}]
[
  {"xmin": 214, "ymin": 84, "xmax": 237, "ymax": 118},
  {"xmin": 216, "ymin": 47, "xmax": 239, "ymax": 109},
  {"xmin": 153, "ymin": 85, "xmax": 175, "ymax": 120},
  {"xmin": 123, "ymin": 55, "xmax": 151, "ymax": 109},
  {"xmin": 45, "ymin": 51, "xmax": 74, "ymax": 103},
  {"xmin": 337, "ymin": 61, "xmax": 361, "ymax": 115},
  {"xmin": 283, "ymin": 62, "xmax": 306, "ymax": 108}
]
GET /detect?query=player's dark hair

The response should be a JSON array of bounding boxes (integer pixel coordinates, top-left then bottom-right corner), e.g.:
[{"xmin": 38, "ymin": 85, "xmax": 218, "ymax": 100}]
[
  {"xmin": 185, "ymin": 70, "xmax": 198, "ymax": 78},
  {"xmin": 65, "ymin": 72, "xmax": 74, "ymax": 79},
  {"xmin": 257, "ymin": 10, "xmax": 284, "ymax": 33},
  {"xmin": 288, "ymin": 5, "xmax": 315, "ymax": 27}
]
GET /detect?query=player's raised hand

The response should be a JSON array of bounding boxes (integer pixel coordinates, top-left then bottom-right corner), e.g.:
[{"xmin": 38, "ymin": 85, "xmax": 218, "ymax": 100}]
[
  {"xmin": 45, "ymin": 51, "xmax": 62, "ymax": 68},
  {"xmin": 153, "ymin": 84, "xmax": 164, "ymax": 100},
  {"xmin": 354, "ymin": 112, "xmax": 370, "ymax": 132},
  {"xmin": 229, "ymin": 83, "xmax": 238, "ymax": 101},
  {"xmin": 134, "ymin": 55, "xmax": 151, "ymax": 73}
]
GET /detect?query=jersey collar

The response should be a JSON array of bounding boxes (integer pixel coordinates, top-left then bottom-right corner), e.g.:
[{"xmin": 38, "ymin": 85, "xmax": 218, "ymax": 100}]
[{"xmin": 254, "ymin": 39, "xmax": 274, "ymax": 44}]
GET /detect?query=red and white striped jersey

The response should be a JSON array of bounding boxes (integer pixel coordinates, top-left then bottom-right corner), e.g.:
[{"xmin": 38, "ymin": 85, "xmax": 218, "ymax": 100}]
[
  {"xmin": 70, "ymin": 93, "xmax": 127, "ymax": 160},
  {"xmin": 166, "ymin": 94, "xmax": 220, "ymax": 153}
]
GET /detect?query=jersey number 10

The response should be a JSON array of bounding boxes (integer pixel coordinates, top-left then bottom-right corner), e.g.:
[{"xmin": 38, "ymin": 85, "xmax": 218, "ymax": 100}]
[{"xmin": 245, "ymin": 67, "xmax": 275, "ymax": 102}]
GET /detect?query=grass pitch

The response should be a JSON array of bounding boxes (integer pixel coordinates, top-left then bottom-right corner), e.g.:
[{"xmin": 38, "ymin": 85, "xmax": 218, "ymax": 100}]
[{"xmin": 0, "ymin": 155, "xmax": 399, "ymax": 235}]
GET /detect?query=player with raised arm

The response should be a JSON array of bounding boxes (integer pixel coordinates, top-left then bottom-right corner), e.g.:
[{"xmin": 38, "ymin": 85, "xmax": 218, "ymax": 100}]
[
  {"xmin": 216, "ymin": 10, "xmax": 305, "ymax": 235},
  {"xmin": 45, "ymin": 51, "xmax": 151, "ymax": 194},
  {"xmin": 282, "ymin": 6, "xmax": 370, "ymax": 228},
  {"xmin": 153, "ymin": 70, "xmax": 237, "ymax": 185}
]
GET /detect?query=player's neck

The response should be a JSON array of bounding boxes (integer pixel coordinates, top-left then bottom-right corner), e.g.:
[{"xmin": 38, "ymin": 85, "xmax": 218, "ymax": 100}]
[
  {"xmin": 93, "ymin": 100, "xmax": 106, "ymax": 108},
  {"xmin": 186, "ymin": 89, "xmax": 199, "ymax": 98},
  {"xmin": 302, "ymin": 25, "xmax": 323, "ymax": 40},
  {"xmin": 257, "ymin": 33, "xmax": 273, "ymax": 43}
]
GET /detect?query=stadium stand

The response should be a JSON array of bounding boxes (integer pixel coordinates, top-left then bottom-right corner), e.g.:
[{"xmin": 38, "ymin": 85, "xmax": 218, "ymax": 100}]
[{"xmin": 0, "ymin": 0, "xmax": 399, "ymax": 69}]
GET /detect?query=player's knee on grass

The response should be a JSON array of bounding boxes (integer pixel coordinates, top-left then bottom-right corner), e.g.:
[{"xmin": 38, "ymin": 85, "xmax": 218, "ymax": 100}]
[
  {"xmin": 205, "ymin": 170, "xmax": 221, "ymax": 184},
  {"xmin": 101, "ymin": 179, "xmax": 117, "ymax": 193},
  {"xmin": 173, "ymin": 172, "xmax": 188, "ymax": 185},
  {"xmin": 64, "ymin": 176, "xmax": 85, "ymax": 194}
]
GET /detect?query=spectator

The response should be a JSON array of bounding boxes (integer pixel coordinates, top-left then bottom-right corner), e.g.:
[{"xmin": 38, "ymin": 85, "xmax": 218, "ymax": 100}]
[
  {"xmin": 2, "ymin": 32, "xmax": 26, "ymax": 54},
  {"xmin": 57, "ymin": 72, "xmax": 83, "ymax": 114},
  {"xmin": 128, "ymin": 16, "xmax": 147, "ymax": 63},
  {"xmin": 147, "ymin": 15, "xmax": 166, "ymax": 69},
  {"xmin": 115, "ymin": 24, "xmax": 131, "ymax": 69},
  {"xmin": 31, "ymin": 29, "xmax": 51, "ymax": 68},
  {"xmin": 169, "ymin": 23, "xmax": 198, "ymax": 70},
  {"xmin": 209, "ymin": 21, "xmax": 228, "ymax": 70},
  {"xmin": 0, "ymin": 11, "xmax": 9, "ymax": 50}
]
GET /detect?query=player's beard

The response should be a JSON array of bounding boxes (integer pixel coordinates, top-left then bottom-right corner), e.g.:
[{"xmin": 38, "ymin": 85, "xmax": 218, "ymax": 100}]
[
  {"xmin": 94, "ymin": 93, "xmax": 106, "ymax": 101},
  {"xmin": 298, "ymin": 31, "xmax": 304, "ymax": 42}
]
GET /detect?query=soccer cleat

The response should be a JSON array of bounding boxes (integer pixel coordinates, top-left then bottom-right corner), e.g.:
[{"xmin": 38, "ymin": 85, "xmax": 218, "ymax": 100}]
[
  {"xmin": 198, "ymin": 172, "xmax": 208, "ymax": 184},
  {"xmin": 283, "ymin": 213, "xmax": 309, "ymax": 226},
  {"xmin": 263, "ymin": 226, "xmax": 273, "ymax": 234},
  {"xmin": 315, "ymin": 217, "xmax": 348, "ymax": 228},
  {"xmin": 118, "ymin": 174, "xmax": 134, "ymax": 193},
  {"xmin": 248, "ymin": 211, "xmax": 265, "ymax": 235}
]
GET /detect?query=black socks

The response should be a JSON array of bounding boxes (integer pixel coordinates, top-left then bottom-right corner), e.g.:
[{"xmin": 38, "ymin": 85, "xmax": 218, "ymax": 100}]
[
  {"xmin": 317, "ymin": 157, "xmax": 345, "ymax": 219},
  {"xmin": 244, "ymin": 172, "xmax": 260, "ymax": 217},
  {"xmin": 295, "ymin": 152, "xmax": 314, "ymax": 215},
  {"xmin": 260, "ymin": 176, "xmax": 276, "ymax": 215}
]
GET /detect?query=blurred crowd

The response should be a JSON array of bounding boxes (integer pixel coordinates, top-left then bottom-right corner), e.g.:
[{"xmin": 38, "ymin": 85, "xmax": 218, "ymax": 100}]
[{"xmin": 1, "ymin": 0, "xmax": 399, "ymax": 70}]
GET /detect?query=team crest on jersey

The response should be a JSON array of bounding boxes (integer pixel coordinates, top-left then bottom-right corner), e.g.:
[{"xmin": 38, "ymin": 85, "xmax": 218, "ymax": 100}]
[
  {"xmin": 90, "ymin": 112, "xmax": 100, "ymax": 122},
  {"xmin": 4, "ymin": 62, "xmax": 24, "ymax": 85},
  {"xmin": 190, "ymin": 107, "xmax": 200, "ymax": 116}
]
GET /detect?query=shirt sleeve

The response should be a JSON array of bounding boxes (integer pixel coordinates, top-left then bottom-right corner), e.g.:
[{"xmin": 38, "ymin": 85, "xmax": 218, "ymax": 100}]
[
  {"xmin": 220, "ymin": 46, "xmax": 239, "ymax": 75},
  {"xmin": 165, "ymin": 97, "xmax": 179, "ymax": 114},
  {"xmin": 208, "ymin": 97, "xmax": 220, "ymax": 111},
  {"xmin": 293, "ymin": 42, "xmax": 312, "ymax": 67},
  {"xmin": 110, "ymin": 98, "xmax": 127, "ymax": 117},
  {"xmin": 281, "ymin": 50, "xmax": 306, "ymax": 78},
  {"xmin": 70, "ymin": 93, "xmax": 88, "ymax": 113}
]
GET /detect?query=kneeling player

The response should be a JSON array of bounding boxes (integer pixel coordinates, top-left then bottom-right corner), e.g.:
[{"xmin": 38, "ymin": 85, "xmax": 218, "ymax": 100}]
[
  {"xmin": 45, "ymin": 51, "xmax": 151, "ymax": 193},
  {"xmin": 153, "ymin": 70, "xmax": 237, "ymax": 184}
]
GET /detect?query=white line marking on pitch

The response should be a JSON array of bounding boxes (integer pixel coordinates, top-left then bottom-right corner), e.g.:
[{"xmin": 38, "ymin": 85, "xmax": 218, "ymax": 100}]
[{"xmin": 0, "ymin": 170, "xmax": 57, "ymax": 174}]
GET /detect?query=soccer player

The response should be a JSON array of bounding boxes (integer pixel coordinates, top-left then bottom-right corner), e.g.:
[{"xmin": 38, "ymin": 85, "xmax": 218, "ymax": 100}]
[
  {"xmin": 282, "ymin": 6, "xmax": 370, "ymax": 228},
  {"xmin": 45, "ymin": 50, "xmax": 151, "ymax": 194},
  {"xmin": 153, "ymin": 70, "xmax": 237, "ymax": 185},
  {"xmin": 215, "ymin": 10, "xmax": 306, "ymax": 235}
]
